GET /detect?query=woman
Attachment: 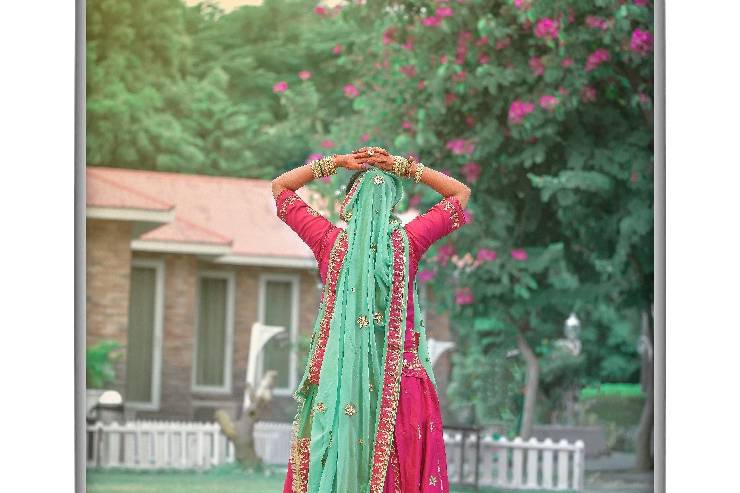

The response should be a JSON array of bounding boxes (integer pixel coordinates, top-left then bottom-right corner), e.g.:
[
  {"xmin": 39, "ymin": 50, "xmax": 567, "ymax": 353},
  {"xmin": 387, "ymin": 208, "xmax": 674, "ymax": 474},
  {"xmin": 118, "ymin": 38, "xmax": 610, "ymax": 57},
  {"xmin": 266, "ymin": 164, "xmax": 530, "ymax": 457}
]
[{"xmin": 272, "ymin": 146, "xmax": 471, "ymax": 493}]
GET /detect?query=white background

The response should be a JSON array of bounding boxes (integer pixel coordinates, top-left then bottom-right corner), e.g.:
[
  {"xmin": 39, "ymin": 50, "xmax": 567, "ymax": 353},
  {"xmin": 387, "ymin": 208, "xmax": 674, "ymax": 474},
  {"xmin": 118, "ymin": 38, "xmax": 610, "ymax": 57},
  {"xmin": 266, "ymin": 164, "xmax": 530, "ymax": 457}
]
[{"xmin": 1, "ymin": 1, "xmax": 739, "ymax": 492}]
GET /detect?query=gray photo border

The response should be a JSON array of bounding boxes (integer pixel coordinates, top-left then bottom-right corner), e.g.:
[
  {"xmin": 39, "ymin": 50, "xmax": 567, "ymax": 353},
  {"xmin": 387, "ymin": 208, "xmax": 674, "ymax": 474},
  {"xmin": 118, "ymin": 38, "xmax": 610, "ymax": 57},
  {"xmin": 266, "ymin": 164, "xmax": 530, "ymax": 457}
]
[{"xmin": 75, "ymin": 0, "xmax": 86, "ymax": 491}]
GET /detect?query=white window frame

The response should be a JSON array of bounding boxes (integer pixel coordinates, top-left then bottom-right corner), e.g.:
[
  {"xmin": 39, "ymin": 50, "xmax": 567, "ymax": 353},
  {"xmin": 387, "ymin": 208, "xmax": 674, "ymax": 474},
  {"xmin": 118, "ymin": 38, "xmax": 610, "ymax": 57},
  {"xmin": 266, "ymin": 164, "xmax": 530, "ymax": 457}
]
[
  {"xmin": 126, "ymin": 258, "xmax": 165, "ymax": 411},
  {"xmin": 257, "ymin": 272, "xmax": 300, "ymax": 396},
  {"xmin": 191, "ymin": 270, "xmax": 235, "ymax": 394}
]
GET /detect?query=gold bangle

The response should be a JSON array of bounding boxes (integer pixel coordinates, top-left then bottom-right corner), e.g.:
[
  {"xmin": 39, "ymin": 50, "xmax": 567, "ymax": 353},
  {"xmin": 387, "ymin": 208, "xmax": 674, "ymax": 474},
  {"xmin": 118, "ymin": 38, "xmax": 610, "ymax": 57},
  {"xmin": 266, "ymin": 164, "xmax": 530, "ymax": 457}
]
[
  {"xmin": 310, "ymin": 155, "xmax": 337, "ymax": 178},
  {"xmin": 392, "ymin": 155, "xmax": 412, "ymax": 179},
  {"xmin": 413, "ymin": 162, "xmax": 425, "ymax": 183}
]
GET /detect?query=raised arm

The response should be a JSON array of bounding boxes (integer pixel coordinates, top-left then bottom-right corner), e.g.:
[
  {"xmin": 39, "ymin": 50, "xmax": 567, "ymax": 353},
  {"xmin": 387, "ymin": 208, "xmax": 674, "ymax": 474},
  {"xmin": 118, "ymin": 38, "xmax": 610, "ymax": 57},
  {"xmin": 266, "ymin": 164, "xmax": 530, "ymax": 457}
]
[{"xmin": 271, "ymin": 152, "xmax": 370, "ymax": 199}]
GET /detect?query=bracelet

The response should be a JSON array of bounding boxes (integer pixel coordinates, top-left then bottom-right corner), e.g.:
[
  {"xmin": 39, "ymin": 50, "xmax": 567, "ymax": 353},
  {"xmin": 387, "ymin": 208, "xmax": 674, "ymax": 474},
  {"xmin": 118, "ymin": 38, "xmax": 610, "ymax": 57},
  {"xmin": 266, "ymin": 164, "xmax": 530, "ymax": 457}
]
[
  {"xmin": 413, "ymin": 162, "xmax": 425, "ymax": 183},
  {"xmin": 310, "ymin": 154, "xmax": 337, "ymax": 178},
  {"xmin": 392, "ymin": 155, "xmax": 413, "ymax": 179}
]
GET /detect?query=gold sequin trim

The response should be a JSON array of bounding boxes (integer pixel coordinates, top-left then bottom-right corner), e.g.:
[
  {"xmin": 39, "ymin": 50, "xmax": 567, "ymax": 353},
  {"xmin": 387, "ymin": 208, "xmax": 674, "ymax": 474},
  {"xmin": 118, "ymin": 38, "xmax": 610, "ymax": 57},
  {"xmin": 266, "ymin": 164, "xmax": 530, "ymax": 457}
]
[
  {"xmin": 344, "ymin": 403, "xmax": 357, "ymax": 416},
  {"xmin": 357, "ymin": 315, "xmax": 369, "ymax": 328},
  {"xmin": 440, "ymin": 197, "xmax": 463, "ymax": 230},
  {"xmin": 278, "ymin": 193, "xmax": 299, "ymax": 222},
  {"xmin": 429, "ymin": 475, "xmax": 438, "ymax": 486},
  {"xmin": 312, "ymin": 402, "xmax": 326, "ymax": 415},
  {"xmin": 373, "ymin": 312, "xmax": 384, "ymax": 324},
  {"xmin": 306, "ymin": 207, "xmax": 319, "ymax": 217},
  {"xmin": 373, "ymin": 175, "xmax": 385, "ymax": 185}
]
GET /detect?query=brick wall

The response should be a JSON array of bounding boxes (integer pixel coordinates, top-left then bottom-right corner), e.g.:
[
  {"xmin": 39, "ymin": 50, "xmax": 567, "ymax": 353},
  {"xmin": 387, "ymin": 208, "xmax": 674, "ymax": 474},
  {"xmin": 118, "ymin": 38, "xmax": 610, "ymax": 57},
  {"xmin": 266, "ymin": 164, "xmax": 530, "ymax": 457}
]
[{"xmin": 86, "ymin": 219, "xmax": 133, "ymax": 392}]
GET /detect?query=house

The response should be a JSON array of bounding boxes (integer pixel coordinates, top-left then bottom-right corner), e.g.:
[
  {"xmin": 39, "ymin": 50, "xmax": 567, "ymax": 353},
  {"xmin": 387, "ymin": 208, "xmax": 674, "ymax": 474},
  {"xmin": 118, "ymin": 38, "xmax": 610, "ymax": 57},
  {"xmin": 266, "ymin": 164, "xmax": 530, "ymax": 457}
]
[{"xmin": 85, "ymin": 166, "xmax": 454, "ymax": 423}]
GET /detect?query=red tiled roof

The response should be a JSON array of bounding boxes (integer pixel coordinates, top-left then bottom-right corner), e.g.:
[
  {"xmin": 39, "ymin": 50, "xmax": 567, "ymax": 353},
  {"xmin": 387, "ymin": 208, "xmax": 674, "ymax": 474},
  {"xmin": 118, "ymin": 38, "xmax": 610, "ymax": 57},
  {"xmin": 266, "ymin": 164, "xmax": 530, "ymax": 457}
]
[{"xmin": 86, "ymin": 167, "xmax": 315, "ymax": 259}]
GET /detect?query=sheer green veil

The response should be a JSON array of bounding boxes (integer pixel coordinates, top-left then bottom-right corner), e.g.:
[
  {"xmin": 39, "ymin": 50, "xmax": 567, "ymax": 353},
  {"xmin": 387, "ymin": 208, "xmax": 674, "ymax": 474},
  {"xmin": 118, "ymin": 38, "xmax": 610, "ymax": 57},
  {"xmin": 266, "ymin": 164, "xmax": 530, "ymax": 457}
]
[{"xmin": 287, "ymin": 167, "xmax": 420, "ymax": 493}]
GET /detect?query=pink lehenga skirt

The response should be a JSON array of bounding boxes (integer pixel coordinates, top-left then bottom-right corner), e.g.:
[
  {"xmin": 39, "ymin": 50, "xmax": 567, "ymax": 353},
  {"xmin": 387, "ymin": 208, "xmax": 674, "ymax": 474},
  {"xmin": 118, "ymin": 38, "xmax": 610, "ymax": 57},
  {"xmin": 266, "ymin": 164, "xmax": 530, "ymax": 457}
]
[{"xmin": 382, "ymin": 353, "xmax": 450, "ymax": 493}]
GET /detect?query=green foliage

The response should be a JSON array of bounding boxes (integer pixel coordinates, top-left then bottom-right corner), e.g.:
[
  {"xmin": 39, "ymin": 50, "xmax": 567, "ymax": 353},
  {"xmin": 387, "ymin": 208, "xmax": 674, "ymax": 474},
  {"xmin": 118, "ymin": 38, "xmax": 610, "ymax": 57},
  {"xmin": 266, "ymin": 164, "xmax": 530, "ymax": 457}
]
[
  {"xmin": 580, "ymin": 382, "xmax": 644, "ymax": 399},
  {"xmin": 86, "ymin": 340, "xmax": 123, "ymax": 389}
]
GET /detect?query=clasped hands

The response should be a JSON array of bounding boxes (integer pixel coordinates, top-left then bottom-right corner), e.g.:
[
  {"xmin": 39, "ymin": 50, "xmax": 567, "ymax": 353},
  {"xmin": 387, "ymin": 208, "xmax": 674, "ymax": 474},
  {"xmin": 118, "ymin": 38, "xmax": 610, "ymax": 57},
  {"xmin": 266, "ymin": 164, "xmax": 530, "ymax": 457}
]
[{"xmin": 335, "ymin": 146, "xmax": 404, "ymax": 173}]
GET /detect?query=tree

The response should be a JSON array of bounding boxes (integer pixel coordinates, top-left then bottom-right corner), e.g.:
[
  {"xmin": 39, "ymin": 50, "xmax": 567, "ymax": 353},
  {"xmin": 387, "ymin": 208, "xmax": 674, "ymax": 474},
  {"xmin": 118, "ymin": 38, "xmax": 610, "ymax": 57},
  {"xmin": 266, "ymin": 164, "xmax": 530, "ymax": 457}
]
[{"xmin": 316, "ymin": 0, "xmax": 653, "ymax": 449}]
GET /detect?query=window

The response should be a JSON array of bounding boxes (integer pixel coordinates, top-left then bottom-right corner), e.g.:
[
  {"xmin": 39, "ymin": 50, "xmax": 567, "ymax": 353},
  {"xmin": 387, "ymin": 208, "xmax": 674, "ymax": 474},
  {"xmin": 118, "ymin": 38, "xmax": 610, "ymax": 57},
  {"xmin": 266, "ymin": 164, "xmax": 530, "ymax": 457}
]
[
  {"xmin": 192, "ymin": 271, "xmax": 235, "ymax": 393},
  {"xmin": 126, "ymin": 259, "xmax": 164, "ymax": 410},
  {"xmin": 258, "ymin": 274, "xmax": 299, "ymax": 395}
]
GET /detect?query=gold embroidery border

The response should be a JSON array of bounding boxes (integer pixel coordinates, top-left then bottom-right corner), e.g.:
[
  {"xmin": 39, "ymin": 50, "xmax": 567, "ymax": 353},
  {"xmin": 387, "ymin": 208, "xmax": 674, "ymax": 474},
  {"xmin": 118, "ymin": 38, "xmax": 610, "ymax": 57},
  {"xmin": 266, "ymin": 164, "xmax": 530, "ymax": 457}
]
[{"xmin": 368, "ymin": 229, "xmax": 407, "ymax": 493}]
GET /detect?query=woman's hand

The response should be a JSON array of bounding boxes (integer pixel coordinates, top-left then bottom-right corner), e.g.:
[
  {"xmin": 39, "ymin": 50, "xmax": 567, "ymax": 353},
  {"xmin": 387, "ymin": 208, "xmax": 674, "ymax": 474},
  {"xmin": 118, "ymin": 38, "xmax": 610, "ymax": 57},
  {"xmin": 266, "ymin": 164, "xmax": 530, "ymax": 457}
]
[
  {"xmin": 351, "ymin": 147, "xmax": 394, "ymax": 172},
  {"xmin": 334, "ymin": 153, "xmax": 370, "ymax": 171}
]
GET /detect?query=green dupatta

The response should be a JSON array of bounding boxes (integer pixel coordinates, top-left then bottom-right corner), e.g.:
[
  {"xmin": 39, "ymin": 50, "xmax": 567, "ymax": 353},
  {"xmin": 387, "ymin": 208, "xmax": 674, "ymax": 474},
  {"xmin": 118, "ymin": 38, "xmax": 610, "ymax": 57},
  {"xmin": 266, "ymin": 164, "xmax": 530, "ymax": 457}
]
[{"xmin": 287, "ymin": 168, "xmax": 437, "ymax": 493}]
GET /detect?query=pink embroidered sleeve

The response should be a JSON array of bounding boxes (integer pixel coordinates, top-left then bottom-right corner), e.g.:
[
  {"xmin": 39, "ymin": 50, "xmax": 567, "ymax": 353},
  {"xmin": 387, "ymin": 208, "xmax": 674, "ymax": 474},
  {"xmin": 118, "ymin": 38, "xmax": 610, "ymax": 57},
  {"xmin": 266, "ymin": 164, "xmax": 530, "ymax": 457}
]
[
  {"xmin": 404, "ymin": 196, "xmax": 467, "ymax": 259},
  {"xmin": 275, "ymin": 189, "xmax": 339, "ymax": 265}
]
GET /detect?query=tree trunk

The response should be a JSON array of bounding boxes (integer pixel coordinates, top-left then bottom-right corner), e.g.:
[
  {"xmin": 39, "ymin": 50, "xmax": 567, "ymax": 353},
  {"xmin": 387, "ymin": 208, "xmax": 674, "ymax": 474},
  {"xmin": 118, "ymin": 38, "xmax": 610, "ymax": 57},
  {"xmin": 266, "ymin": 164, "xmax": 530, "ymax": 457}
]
[
  {"xmin": 635, "ymin": 309, "xmax": 654, "ymax": 471},
  {"xmin": 517, "ymin": 329, "xmax": 540, "ymax": 440},
  {"xmin": 216, "ymin": 370, "xmax": 277, "ymax": 469}
]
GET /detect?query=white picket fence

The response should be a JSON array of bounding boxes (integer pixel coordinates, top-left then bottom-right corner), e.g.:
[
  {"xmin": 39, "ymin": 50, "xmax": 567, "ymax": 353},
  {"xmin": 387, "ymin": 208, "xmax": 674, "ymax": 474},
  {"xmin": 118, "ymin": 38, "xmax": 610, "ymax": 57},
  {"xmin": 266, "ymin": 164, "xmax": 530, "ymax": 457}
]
[
  {"xmin": 444, "ymin": 431, "xmax": 585, "ymax": 491},
  {"xmin": 87, "ymin": 420, "xmax": 293, "ymax": 470},
  {"xmin": 87, "ymin": 421, "xmax": 584, "ymax": 491}
]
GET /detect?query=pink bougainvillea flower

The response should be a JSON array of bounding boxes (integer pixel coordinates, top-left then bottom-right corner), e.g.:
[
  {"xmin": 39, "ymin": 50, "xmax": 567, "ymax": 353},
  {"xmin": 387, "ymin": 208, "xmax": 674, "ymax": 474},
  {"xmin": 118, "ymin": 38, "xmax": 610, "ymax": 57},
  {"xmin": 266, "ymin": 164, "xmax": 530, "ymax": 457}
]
[
  {"xmin": 446, "ymin": 139, "xmax": 475, "ymax": 155},
  {"xmin": 478, "ymin": 54, "xmax": 490, "ymax": 65},
  {"xmin": 444, "ymin": 93, "xmax": 458, "ymax": 106},
  {"xmin": 461, "ymin": 161, "xmax": 481, "ymax": 183},
  {"xmin": 529, "ymin": 56, "xmax": 545, "ymax": 76},
  {"xmin": 476, "ymin": 248, "xmax": 497, "ymax": 262},
  {"xmin": 514, "ymin": 0, "xmax": 531, "ymax": 10},
  {"xmin": 476, "ymin": 36, "xmax": 489, "ymax": 47},
  {"xmin": 436, "ymin": 6, "xmax": 453, "ymax": 17},
  {"xmin": 400, "ymin": 64, "xmax": 417, "ymax": 78},
  {"xmin": 320, "ymin": 139, "xmax": 335, "ymax": 149},
  {"xmin": 402, "ymin": 120, "xmax": 414, "ymax": 130},
  {"xmin": 298, "ymin": 70, "xmax": 312, "ymax": 80},
  {"xmin": 585, "ymin": 48, "xmax": 610, "ymax": 72},
  {"xmin": 343, "ymin": 84, "xmax": 359, "ymax": 98},
  {"xmin": 508, "ymin": 100, "xmax": 535, "ymax": 124},
  {"xmin": 630, "ymin": 28, "xmax": 653, "ymax": 54},
  {"xmin": 585, "ymin": 16, "xmax": 609, "ymax": 30},
  {"xmin": 452, "ymin": 71, "xmax": 467, "ymax": 82},
  {"xmin": 383, "ymin": 27, "xmax": 396, "ymax": 45},
  {"xmin": 631, "ymin": 171, "xmax": 639, "ymax": 183},
  {"xmin": 638, "ymin": 93, "xmax": 651, "ymax": 105},
  {"xmin": 539, "ymin": 94, "xmax": 559, "ymax": 110},
  {"xmin": 495, "ymin": 37, "xmax": 511, "ymax": 50},
  {"xmin": 534, "ymin": 18, "xmax": 559, "ymax": 39},
  {"xmin": 332, "ymin": 43, "xmax": 343, "ymax": 55},
  {"xmin": 272, "ymin": 81, "xmax": 288, "ymax": 93},
  {"xmin": 465, "ymin": 115, "xmax": 475, "ymax": 127},
  {"xmin": 314, "ymin": 5, "xmax": 327, "ymax": 15},
  {"xmin": 634, "ymin": 0, "xmax": 649, "ymax": 6},
  {"xmin": 402, "ymin": 38, "xmax": 414, "ymax": 50},
  {"xmin": 560, "ymin": 57, "xmax": 574, "ymax": 68},
  {"xmin": 511, "ymin": 248, "xmax": 528, "ymax": 261},
  {"xmin": 455, "ymin": 287, "xmax": 475, "ymax": 305},
  {"xmin": 422, "ymin": 15, "xmax": 441, "ymax": 27},
  {"xmin": 359, "ymin": 133, "xmax": 370, "ymax": 142},
  {"xmin": 418, "ymin": 269, "xmax": 436, "ymax": 283},
  {"xmin": 559, "ymin": 86, "xmax": 569, "ymax": 96},
  {"xmin": 305, "ymin": 153, "xmax": 322, "ymax": 163},
  {"xmin": 581, "ymin": 86, "xmax": 597, "ymax": 102},
  {"xmin": 418, "ymin": 80, "xmax": 426, "ymax": 90},
  {"xmin": 436, "ymin": 244, "xmax": 456, "ymax": 266},
  {"xmin": 439, "ymin": 54, "xmax": 449, "ymax": 64}
]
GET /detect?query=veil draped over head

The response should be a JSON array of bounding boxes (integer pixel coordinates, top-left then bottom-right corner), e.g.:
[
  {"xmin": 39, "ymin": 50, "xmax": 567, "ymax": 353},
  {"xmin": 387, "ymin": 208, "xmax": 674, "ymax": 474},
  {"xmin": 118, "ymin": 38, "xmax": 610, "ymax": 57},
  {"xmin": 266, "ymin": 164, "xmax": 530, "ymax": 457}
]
[{"xmin": 286, "ymin": 167, "xmax": 434, "ymax": 493}]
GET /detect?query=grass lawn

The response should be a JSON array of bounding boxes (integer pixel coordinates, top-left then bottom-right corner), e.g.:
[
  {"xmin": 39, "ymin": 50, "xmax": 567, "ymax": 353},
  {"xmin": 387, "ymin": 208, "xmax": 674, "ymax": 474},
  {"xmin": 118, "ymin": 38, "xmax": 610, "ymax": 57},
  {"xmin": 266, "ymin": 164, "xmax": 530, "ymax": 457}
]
[{"xmin": 86, "ymin": 468, "xmax": 551, "ymax": 493}]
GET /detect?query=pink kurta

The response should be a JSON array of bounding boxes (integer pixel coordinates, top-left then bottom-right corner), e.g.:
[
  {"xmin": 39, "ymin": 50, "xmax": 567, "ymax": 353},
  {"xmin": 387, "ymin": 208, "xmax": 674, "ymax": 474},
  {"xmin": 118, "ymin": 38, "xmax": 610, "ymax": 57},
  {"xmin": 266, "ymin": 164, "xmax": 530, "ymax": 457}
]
[{"xmin": 276, "ymin": 188, "xmax": 467, "ymax": 492}]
